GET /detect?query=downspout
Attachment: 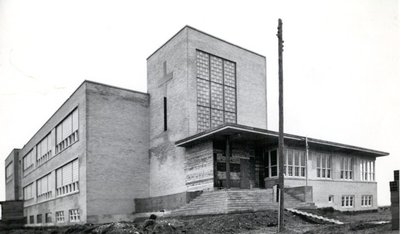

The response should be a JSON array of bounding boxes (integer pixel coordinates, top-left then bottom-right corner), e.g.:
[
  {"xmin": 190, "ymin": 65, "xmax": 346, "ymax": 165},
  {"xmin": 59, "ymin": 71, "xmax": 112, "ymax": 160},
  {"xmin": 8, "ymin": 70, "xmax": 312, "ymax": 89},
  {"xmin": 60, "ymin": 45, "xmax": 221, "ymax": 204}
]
[{"xmin": 305, "ymin": 137, "xmax": 309, "ymax": 187}]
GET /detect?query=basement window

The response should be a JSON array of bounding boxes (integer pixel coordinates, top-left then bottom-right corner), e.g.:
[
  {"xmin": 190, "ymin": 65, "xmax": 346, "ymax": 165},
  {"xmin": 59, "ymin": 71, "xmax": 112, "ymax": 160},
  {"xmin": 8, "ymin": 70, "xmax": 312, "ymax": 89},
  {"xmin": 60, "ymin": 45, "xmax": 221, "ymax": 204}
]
[
  {"xmin": 45, "ymin": 212, "xmax": 52, "ymax": 223},
  {"xmin": 37, "ymin": 214, "xmax": 42, "ymax": 224},
  {"xmin": 69, "ymin": 209, "xmax": 80, "ymax": 222},
  {"xmin": 56, "ymin": 211, "xmax": 65, "ymax": 223},
  {"xmin": 361, "ymin": 195, "xmax": 373, "ymax": 207},
  {"xmin": 341, "ymin": 195, "xmax": 354, "ymax": 208}
]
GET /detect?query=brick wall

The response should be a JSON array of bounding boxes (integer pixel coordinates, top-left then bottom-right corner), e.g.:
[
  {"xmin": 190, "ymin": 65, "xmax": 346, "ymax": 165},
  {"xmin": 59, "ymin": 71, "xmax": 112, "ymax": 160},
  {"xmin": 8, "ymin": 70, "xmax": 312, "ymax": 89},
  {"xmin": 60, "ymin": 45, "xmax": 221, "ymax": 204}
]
[
  {"xmin": 147, "ymin": 28, "xmax": 189, "ymax": 197},
  {"xmin": 86, "ymin": 82, "xmax": 150, "ymax": 223},
  {"xmin": 19, "ymin": 83, "xmax": 87, "ymax": 225},
  {"xmin": 5, "ymin": 149, "xmax": 20, "ymax": 200},
  {"xmin": 147, "ymin": 26, "xmax": 267, "ymax": 197},
  {"xmin": 187, "ymin": 27, "xmax": 267, "ymax": 134}
]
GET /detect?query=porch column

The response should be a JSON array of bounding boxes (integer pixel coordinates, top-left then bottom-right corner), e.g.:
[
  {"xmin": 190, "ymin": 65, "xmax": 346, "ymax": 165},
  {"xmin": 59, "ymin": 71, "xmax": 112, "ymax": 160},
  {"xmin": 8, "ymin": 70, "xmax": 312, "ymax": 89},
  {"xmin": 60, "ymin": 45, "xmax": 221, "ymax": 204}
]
[{"xmin": 225, "ymin": 135, "xmax": 231, "ymax": 189}]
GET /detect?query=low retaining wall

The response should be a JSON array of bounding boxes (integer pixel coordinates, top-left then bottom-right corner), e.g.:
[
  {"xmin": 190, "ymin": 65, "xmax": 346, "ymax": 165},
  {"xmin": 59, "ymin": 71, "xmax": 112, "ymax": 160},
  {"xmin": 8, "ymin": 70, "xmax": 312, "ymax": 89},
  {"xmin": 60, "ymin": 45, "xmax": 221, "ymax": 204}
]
[
  {"xmin": 0, "ymin": 200, "xmax": 24, "ymax": 229},
  {"xmin": 134, "ymin": 191, "xmax": 203, "ymax": 213},
  {"xmin": 285, "ymin": 186, "xmax": 313, "ymax": 203}
]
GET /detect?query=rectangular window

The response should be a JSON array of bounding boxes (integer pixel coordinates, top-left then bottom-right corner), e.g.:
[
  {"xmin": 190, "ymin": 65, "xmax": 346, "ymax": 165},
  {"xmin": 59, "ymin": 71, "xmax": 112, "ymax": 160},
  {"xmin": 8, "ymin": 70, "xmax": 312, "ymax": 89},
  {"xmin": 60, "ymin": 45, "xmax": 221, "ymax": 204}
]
[
  {"xmin": 56, "ymin": 159, "xmax": 79, "ymax": 196},
  {"xmin": 328, "ymin": 195, "xmax": 334, "ymax": 203},
  {"xmin": 316, "ymin": 153, "xmax": 331, "ymax": 179},
  {"xmin": 265, "ymin": 149, "xmax": 278, "ymax": 178},
  {"xmin": 45, "ymin": 212, "xmax": 52, "ymax": 223},
  {"xmin": 56, "ymin": 108, "xmax": 79, "ymax": 153},
  {"xmin": 56, "ymin": 211, "xmax": 65, "ymax": 223},
  {"xmin": 36, "ymin": 133, "xmax": 53, "ymax": 166},
  {"xmin": 29, "ymin": 215, "xmax": 34, "ymax": 224},
  {"xmin": 23, "ymin": 150, "xmax": 35, "ymax": 171},
  {"xmin": 37, "ymin": 173, "xmax": 52, "ymax": 201},
  {"xmin": 196, "ymin": 50, "xmax": 237, "ymax": 132},
  {"xmin": 361, "ymin": 195, "xmax": 373, "ymax": 207},
  {"xmin": 163, "ymin": 97, "xmax": 167, "ymax": 131},
  {"xmin": 284, "ymin": 149, "xmax": 306, "ymax": 177},
  {"xmin": 23, "ymin": 183, "xmax": 34, "ymax": 200},
  {"xmin": 69, "ymin": 209, "xmax": 80, "ymax": 222},
  {"xmin": 6, "ymin": 162, "xmax": 13, "ymax": 180},
  {"xmin": 360, "ymin": 159, "xmax": 375, "ymax": 181},
  {"xmin": 341, "ymin": 195, "xmax": 354, "ymax": 208},
  {"xmin": 340, "ymin": 157, "xmax": 353, "ymax": 180},
  {"xmin": 37, "ymin": 214, "xmax": 42, "ymax": 224}
]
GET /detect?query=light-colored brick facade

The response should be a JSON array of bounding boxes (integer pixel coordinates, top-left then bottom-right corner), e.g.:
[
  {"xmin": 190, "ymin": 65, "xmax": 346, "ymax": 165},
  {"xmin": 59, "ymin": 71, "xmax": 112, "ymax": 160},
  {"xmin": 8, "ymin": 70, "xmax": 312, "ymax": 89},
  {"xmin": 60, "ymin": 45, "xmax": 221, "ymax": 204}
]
[{"xmin": 3, "ymin": 26, "xmax": 388, "ymax": 226}]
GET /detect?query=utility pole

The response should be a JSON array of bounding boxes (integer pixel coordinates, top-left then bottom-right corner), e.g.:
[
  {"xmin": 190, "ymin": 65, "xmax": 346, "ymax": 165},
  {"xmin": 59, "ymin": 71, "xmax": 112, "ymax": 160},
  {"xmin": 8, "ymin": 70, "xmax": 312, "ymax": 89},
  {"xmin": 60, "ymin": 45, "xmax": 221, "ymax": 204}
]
[{"xmin": 277, "ymin": 18, "xmax": 285, "ymax": 233}]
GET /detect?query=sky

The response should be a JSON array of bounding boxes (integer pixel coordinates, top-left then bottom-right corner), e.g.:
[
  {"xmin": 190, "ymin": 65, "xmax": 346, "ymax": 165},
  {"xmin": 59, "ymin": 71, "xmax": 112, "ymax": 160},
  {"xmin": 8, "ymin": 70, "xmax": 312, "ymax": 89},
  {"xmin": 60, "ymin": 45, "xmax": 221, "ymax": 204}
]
[{"xmin": 0, "ymin": 0, "xmax": 399, "ymax": 208}]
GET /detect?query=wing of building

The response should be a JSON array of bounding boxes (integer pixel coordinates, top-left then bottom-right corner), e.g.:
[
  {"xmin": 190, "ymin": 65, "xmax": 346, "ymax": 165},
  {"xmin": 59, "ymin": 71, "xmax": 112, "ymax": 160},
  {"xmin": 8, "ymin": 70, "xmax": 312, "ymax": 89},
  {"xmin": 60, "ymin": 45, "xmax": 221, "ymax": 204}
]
[{"xmin": 2, "ymin": 26, "xmax": 389, "ymax": 226}]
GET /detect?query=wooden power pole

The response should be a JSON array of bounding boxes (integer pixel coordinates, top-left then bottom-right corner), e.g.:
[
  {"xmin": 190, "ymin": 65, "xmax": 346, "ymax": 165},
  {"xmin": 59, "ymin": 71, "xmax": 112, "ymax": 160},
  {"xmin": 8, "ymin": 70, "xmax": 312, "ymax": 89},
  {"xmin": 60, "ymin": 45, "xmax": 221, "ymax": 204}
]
[{"xmin": 277, "ymin": 18, "xmax": 285, "ymax": 233}]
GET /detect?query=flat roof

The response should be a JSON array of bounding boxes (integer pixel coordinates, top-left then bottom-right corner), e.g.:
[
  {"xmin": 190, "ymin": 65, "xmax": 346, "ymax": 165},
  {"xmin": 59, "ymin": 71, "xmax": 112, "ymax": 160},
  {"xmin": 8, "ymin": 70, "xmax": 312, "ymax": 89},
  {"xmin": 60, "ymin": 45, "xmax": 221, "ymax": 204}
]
[
  {"xmin": 175, "ymin": 123, "xmax": 389, "ymax": 157},
  {"xmin": 147, "ymin": 25, "xmax": 266, "ymax": 60}
]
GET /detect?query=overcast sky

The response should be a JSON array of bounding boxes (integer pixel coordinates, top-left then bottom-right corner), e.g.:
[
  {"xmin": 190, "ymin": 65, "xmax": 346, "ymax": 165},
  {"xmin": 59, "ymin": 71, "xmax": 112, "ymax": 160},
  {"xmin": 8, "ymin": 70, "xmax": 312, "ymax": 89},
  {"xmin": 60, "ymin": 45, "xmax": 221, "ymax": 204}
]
[{"xmin": 0, "ymin": 0, "xmax": 399, "ymax": 207}]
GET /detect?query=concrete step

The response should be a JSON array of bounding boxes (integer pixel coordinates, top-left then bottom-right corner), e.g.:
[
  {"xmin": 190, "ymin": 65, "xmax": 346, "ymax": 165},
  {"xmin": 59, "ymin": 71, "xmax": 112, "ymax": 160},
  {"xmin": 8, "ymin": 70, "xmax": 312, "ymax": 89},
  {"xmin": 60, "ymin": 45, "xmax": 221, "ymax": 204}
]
[{"xmin": 169, "ymin": 189, "xmax": 278, "ymax": 217}]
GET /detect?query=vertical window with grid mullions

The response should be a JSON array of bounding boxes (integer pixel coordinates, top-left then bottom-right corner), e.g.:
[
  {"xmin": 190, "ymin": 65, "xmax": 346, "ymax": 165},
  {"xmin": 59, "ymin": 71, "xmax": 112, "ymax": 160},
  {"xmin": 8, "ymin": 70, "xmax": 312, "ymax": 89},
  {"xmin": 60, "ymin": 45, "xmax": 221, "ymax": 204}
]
[
  {"xmin": 56, "ymin": 108, "xmax": 79, "ymax": 153},
  {"xmin": 196, "ymin": 50, "xmax": 236, "ymax": 132},
  {"xmin": 265, "ymin": 149, "xmax": 278, "ymax": 178},
  {"xmin": 23, "ymin": 150, "xmax": 35, "ymax": 172},
  {"xmin": 37, "ymin": 173, "xmax": 52, "ymax": 202},
  {"xmin": 6, "ymin": 162, "xmax": 13, "ymax": 182},
  {"xmin": 316, "ymin": 153, "xmax": 331, "ymax": 179},
  {"xmin": 23, "ymin": 183, "xmax": 34, "ymax": 200},
  {"xmin": 284, "ymin": 149, "xmax": 306, "ymax": 177},
  {"xmin": 360, "ymin": 159, "xmax": 375, "ymax": 181},
  {"xmin": 56, "ymin": 211, "xmax": 65, "ymax": 223},
  {"xmin": 56, "ymin": 159, "xmax": 79, "ymax": 196},
  {"xmin": 36, "ymin": 133, "xmax": 53, "ymax": 166},
  {"xmin": 340, "ymin": 157, "xmax": 353, "ymax": 180}
]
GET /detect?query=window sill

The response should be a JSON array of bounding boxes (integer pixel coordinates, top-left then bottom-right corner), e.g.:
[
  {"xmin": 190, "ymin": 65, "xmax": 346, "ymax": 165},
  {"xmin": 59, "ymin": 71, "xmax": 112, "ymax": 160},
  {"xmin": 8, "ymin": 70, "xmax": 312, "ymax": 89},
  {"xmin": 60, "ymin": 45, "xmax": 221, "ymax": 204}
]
[
  {"xmin": 23, "ymin": 139, "xmax": 79, "ymax": 178},
  {"xmin": 24, "ymin": 191, "xmax": 80, "ymax": 208},
  {"xmin": 284, "ymin": 176, "xmax": 306, "ymax": 179}
]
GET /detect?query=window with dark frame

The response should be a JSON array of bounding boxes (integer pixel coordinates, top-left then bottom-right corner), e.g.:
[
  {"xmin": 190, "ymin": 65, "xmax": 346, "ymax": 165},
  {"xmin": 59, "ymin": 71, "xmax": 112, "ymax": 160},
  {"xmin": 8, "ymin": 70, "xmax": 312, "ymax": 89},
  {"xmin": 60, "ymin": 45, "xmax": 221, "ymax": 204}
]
[
  {"xmin": 56, "ymin": 211, "xmax": 65, "ymax": 223},
  {"xmin": 265, "ymin": 149, "xmax": 278, "ymax": 178},
  {"xmin": 29, "ymin": 215, "xmax": 34, "ymax": 224},
  {"xmin": 37, "ymin": 214, "xmax": 42, "ymax": 223},
  {"xmin": 69, "ymin": 209, "xmax": 80, "ymax": 222},
  {"xmin": 45, "ymin": 212, "xmax": 52, "ymax": 223}
]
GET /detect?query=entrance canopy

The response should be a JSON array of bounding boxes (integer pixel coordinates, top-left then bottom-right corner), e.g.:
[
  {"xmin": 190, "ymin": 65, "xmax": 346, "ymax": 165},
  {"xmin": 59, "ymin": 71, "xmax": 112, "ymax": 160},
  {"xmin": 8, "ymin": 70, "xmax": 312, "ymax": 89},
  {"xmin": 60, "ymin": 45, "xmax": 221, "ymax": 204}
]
[{"xmin": 175, "ymin": 123, "xmax": 388, "ymax": 158}]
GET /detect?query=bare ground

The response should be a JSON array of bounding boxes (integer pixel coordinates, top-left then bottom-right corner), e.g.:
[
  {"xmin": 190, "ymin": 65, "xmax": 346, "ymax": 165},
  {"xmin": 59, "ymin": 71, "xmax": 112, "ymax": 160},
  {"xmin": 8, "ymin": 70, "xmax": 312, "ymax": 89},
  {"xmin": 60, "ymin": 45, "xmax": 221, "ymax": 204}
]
[{"xmin": 0, "ymin": 208, "xmax": 396, "ymax": 234}]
